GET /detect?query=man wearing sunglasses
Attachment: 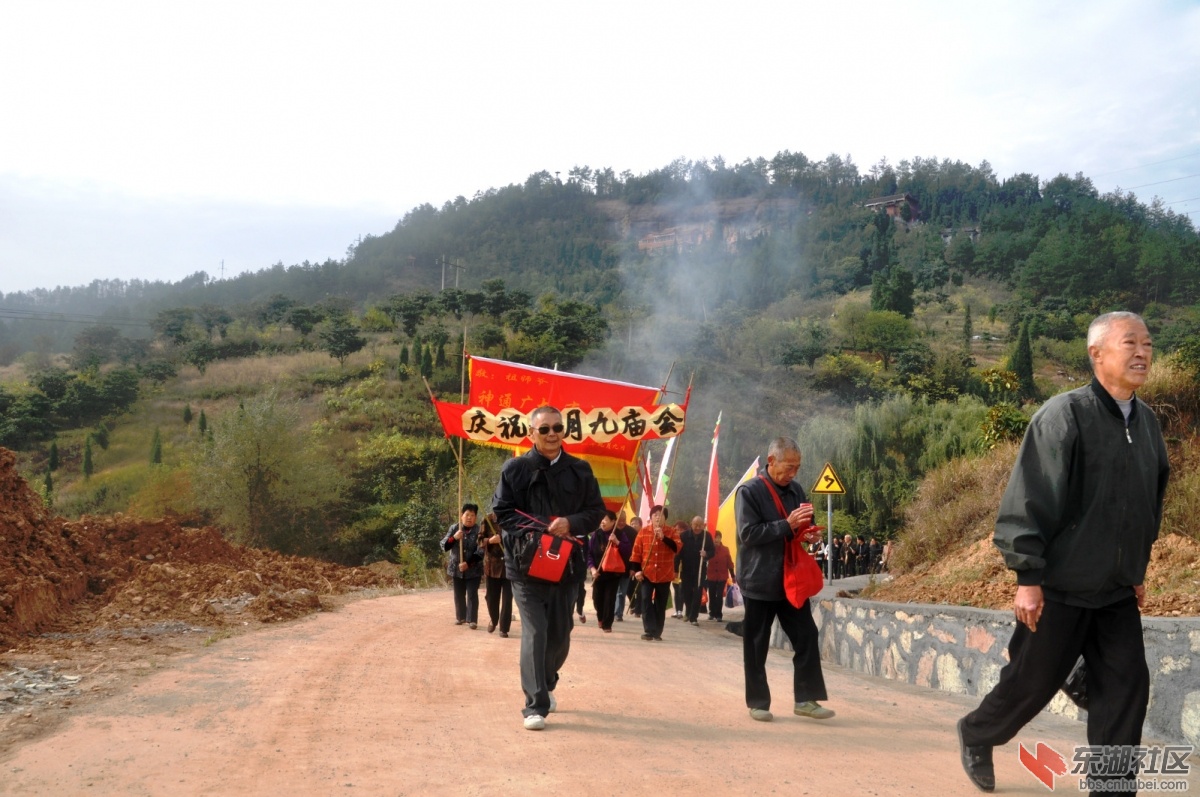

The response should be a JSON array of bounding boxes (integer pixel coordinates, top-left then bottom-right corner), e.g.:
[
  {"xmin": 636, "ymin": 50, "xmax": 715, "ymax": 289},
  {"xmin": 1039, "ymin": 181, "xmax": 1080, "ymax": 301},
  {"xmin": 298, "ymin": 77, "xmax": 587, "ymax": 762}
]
[{"xmin": 493, "ymin": 405, "xmax": 606, "ymax": 731}]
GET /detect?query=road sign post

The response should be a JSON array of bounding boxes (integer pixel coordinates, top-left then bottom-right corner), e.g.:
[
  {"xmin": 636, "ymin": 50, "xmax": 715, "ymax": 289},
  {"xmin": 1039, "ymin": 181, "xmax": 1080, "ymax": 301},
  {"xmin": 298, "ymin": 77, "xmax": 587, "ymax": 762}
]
[{"xmin": 811, "ymin": 462, "xmax": 846, "ymax": 581}]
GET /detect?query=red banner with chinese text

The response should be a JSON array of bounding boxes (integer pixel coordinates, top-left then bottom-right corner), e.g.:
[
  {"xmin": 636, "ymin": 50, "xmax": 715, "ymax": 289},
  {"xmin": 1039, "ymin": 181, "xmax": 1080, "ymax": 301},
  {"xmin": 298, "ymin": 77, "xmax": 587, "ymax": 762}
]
[
  {"xmin": 432, "ymin": 401, "xmax": 687, "ymax": 450},
  {"xmin": 431, "ymin": 355, "xmax": 688, "ymax": 513},
  {"xmin": 463, "ymin": 356, "xmax": 683, "ymax": 460}
]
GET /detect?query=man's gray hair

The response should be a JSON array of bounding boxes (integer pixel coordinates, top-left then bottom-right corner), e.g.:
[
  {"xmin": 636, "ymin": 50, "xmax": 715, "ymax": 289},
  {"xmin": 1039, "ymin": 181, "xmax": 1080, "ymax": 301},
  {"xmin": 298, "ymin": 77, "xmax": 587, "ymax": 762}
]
[
  {"xmin": 768, "ymin": 437, "xmax": 801, "ymax": 458},
  {"xmin": 1087, "ymin": 311, "xmax": 1146, "ymax": 352},
  {"xmin": 529, "ymin": 405, "xmax": 562, "ymax": 425}
]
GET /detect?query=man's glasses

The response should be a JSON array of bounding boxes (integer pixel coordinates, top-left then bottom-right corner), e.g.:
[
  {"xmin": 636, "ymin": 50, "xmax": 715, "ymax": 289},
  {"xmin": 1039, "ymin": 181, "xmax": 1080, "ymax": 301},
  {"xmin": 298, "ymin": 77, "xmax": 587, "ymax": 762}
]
[{"xmin": 535, "ymin": 423, "xmax": 565, "ymax": 435}]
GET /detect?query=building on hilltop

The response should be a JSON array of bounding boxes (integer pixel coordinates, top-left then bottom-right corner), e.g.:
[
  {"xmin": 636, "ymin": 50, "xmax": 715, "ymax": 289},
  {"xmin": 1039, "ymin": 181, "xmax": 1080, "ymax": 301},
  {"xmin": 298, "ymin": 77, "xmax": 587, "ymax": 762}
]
[{"xmin": 862, "ymin": 193, "xmax": 921, "ymax": 220}]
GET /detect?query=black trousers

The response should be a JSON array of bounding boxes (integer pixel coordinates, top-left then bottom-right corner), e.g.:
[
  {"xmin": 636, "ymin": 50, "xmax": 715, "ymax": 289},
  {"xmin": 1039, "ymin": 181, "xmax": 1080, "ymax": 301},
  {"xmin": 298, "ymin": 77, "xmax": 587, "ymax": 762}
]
[
  {"xmin": 743, "ymin": 595, "xmax": 827, "ymax": 710},
  {"xmin": 591, "ymin": 572, "xmax": 621, "ymax": 629},
  {"xmin": 961, "ymin": 596, "xmax": 1149, "ymax": 754},
  {"xmin": 452, "ymin": 576, "xmax": 481, "ymax": 623},
  {"xmin": 706, "ymin": 580, "xmax": 727, "ymax": 620},
  {"xmin": 574, "ymin": 580, "xmax": 586, "ymax": 615},
  {"xmin": 640, "ymin": 580, "xmax": 671, "ymax": 638},
  {"xmin": 680, "ymin": 570, "xmax": 705, "ymax": 621},
  {"xmin": 484, "ymin": 575, "xmax": 513, "ymax": 633}
]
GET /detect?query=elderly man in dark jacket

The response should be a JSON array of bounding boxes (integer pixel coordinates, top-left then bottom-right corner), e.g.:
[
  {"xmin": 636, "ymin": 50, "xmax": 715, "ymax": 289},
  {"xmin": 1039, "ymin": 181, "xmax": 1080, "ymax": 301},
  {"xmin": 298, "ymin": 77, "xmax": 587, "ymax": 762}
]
[
  {"xmin": 493, "ymin": 405, "xmax": 605, "ymax": 732},
  {"xmin": 736, "ymin": 436, "xmax": 833, "ymax": 723},
  {"xmin": 957, "ymin": 312, "xmax": 1170, "ymax": 794}
]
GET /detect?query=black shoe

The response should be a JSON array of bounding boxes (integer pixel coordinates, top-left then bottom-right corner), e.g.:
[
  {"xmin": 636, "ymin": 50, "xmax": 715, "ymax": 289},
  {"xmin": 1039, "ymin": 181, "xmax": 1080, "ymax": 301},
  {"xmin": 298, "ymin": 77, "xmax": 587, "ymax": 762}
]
[
  {"xmin": 487, "ymin": 623, "xmax": 495, "ymax": 633},
  {"xmin": 640, "ymin": 633, "xmax": 654, "ymax": 641},
  {"xmin": 689, "ymin": 620, "xmax": 699, "ymax": 626},
  {"xmin": 499, "ymin": 631, "xmax": 509, "ymax": 638},
  {"xmin": 957, "ymin": 717, "xmax": 995, "ymax": 792}
]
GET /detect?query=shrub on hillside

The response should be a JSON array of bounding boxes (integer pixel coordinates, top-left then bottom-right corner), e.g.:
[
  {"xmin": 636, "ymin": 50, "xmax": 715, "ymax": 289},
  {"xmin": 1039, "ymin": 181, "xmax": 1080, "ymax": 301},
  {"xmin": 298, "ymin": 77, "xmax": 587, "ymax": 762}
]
[{"xmin": 891, "ymin": 442, "xmax": 1018, "ymax": 572}]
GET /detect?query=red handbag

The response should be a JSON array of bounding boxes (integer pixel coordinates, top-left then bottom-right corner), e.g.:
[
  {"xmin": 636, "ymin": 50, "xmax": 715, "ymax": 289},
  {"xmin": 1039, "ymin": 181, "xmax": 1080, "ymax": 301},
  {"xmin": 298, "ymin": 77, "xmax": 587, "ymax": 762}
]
[
  {"xmin": 600, "ymin": 539, "xmax": 626, "ymax": 573},
  {"xmin": 757, "ymin": 475, "xmax": 825, "ymax": 608},
  {"xmin": 525, "ymin": 533, "xmax": 575, "ymax": 584}
]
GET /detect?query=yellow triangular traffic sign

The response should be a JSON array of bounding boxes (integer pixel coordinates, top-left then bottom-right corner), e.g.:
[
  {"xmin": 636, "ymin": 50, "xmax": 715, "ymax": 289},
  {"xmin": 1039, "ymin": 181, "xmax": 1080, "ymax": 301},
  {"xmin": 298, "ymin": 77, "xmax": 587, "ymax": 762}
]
[{"xmin": 811, "ymin": 462, "xmax": 846, "ymax": 495}]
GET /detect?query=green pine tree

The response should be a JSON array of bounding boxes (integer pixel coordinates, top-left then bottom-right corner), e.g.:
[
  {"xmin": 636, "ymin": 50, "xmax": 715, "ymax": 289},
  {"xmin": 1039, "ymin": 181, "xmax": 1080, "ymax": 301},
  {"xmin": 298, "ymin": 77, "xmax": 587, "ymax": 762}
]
[
  {"xmin": 150, "ymin": 428, "xmax": 163, "ymax": 465},
  {"xmin": 421, "ymin": 347, "xmax": 434, "ymax": 379},
  {"xmin": 435, "ymin": 342, "xmax": 447, "ymax": 369},
  {"xmin": 183, "ymin": 404, "xmax": 193, "ymax": 425},
  {"xmin": 83, "ymin": 435, "xmax": 94, "ymax": 480},
  {"xmin": 399, "ymin": 345, "xmax": 409, "ymax": 366},
  {"xmin": 198, "ymin": 409, "xmax": 207, "ymax": 436},
  {"xmin": 48, "ymin": 441, "xmax": 59, "ymax": 472},
  {"xmin": 963, "ymin": 304, "xmax": 973, "ymax": 352},
  {"xmin": 1009, "ymin": 320, "xmax": 1037, "ymax": 400}
]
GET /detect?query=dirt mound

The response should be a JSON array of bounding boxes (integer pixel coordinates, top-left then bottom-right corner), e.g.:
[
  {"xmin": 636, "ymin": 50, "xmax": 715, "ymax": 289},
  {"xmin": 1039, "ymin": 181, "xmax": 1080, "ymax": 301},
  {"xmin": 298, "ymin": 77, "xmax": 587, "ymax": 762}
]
[
  {"xmin": 869, "ymin": 532, "xmax": 1200, "ymax": 616},
  {"xmin": 0, "ymin": 448, "xmax": 402, "ymax": 649}
]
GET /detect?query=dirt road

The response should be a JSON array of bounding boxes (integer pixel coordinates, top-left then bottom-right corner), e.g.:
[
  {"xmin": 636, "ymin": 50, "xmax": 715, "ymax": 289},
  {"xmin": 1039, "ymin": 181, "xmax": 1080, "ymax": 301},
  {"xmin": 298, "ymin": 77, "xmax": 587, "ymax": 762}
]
[{"xmin": 2, "ymin": 589, "xmax": 1193, "ymax": 796}]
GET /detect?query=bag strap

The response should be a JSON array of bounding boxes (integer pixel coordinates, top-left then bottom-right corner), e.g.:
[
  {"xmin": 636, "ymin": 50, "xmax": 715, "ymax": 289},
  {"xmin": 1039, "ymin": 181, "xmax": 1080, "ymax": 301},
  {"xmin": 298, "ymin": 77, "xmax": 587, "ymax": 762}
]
[{"xmin": 756, "ymin": 474, "xmax": 789, "ymax": 520}]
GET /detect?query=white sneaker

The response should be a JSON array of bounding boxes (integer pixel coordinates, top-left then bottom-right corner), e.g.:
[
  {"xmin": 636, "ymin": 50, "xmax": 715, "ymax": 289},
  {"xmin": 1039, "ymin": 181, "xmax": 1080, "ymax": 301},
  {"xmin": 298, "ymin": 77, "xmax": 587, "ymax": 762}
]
[
  {"xmin": 548, "ymin": 692, "xmax": 557, "ymax": 713},
  {"xmin": 523, "ymin": 714, "xmax": 545, "ymax": 731}
]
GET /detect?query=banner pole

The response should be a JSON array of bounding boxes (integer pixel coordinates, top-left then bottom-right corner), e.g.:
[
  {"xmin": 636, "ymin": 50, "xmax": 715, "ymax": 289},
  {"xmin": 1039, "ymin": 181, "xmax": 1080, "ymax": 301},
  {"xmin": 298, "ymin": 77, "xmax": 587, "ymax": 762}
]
[
  {"xmin": 456, "ymin": 332, "xmax": 467, "ymax": 563},
  {"xmin": 422, "ymin": 376, "xmax": 465, "ymax": 472}
]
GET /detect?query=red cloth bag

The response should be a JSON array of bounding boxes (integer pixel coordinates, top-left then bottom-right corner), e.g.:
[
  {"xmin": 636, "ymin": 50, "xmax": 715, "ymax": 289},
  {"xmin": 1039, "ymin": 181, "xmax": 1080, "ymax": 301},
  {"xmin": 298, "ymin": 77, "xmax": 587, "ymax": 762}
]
[
  {"xmin": 757, "ymin": 475, "xmax": 825, "ymax": 608},
  {"xmin": 783, "ymin": 535, "xmax": 825, "ymax": 608},
  {"xmin": 525, "ymin": 533, "xmax": 575, "ymax": 584},
  {"xmin": 600, "ymin": 540, "xmax": 626, "ymax": 573}
]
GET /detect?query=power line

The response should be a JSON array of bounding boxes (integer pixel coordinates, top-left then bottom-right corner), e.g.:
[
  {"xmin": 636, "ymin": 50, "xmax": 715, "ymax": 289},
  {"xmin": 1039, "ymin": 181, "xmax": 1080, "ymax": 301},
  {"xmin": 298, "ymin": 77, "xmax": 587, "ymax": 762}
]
[
  {"xmin": 1091, "ymin": 151, "xmax": 1200, "ymax": 179},
  {"xmin": 1163, "ymin": 196, "xmax": 1200, "ymax": 206},
  {"xmin": 1123, "ymin": 173, "xmax": 1200, "ymax": 190}
]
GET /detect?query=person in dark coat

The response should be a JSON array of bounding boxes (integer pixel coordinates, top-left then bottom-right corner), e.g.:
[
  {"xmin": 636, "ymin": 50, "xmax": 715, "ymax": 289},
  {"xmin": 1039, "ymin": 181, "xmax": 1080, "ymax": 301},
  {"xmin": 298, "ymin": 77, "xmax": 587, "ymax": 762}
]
[
  {"xmin": 587, "ymin": 511, "xmax": 633, "ymax": 632},
  {"xmin": 493, "ymin": 406, "xmax": 605, "ymax": 732},
  {"xmin": 679, "ymin": 515, "xmax": 715, "ymax": 625},
  {"xmin": 441, "ymin": 503, "xmax": 483, "ymax": 628},
  {"xmin": 736, "ymin": 437, "xmax": 833, "ymax": 723},
  {"xmin": 956, "ymin": 312, "xmax": 1170, "ymax": 794},
  {"xmin": 480, "ymin": 512, "xmax": 513, "ymax": 637}
]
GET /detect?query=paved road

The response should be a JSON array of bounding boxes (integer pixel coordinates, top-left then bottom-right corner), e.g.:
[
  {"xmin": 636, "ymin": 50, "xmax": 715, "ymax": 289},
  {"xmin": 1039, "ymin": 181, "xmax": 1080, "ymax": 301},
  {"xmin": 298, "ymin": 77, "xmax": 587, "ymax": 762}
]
[{"xmin": 1, "ymin": 588, "xmax": 1193, "ymax": 796}]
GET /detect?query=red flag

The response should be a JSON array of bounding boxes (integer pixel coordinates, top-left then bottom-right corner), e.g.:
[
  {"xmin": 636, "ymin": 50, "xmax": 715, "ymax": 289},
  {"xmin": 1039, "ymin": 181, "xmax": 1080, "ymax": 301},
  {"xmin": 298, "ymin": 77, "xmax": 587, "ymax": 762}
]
[{"xmin": 705, "ymin": 412, "xmax": 721, "ymax": 531}]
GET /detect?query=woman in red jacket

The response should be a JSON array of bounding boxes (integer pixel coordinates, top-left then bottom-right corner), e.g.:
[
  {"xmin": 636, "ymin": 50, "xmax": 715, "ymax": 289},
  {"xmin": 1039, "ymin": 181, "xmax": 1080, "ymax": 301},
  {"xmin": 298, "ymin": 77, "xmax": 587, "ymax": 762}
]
[
  {"xmin": 630, "ymin": 505, "xmax": 681, "ymax": 641},
  {"xmin": 705, "ymin": 530, "xmax": 735, "ymax": 622}
]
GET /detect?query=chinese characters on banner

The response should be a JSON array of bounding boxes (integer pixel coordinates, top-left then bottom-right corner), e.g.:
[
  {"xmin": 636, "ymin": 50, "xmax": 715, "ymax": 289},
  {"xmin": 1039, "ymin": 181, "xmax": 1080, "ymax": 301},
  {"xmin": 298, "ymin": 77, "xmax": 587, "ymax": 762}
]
[
  {"xmin": 429, "ymin": 355, "xmax": 690, "ymax": 512},
  {"xmin": 435, "ymin": 402, "xmax": 687, "ymax": 447}
]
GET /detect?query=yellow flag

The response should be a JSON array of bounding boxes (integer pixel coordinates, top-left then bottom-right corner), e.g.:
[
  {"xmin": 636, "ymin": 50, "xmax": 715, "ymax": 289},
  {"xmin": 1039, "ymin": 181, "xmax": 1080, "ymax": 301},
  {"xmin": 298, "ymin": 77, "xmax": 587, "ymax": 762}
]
[{"xmin": 715, "ymin": 457, "xmax": 759, "ymax": 567}]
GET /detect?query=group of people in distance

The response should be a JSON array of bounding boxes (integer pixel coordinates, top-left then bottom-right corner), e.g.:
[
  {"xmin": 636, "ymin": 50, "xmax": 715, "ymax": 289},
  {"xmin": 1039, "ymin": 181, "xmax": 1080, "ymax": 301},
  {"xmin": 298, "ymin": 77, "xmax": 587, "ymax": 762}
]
[
  {"xmin": 437, "ymin": 311, "xmax": 1169, "ymax": 797},
  {"xmin": 812, "ymin": 534, "xmax": 891, "ymax": 578},
  {"xmin": 478, "ymin": 405, "xmax": 836, "ymax": 733},
  {"xmin": 443, "ymin": 503, "xmax": 738, "ymax": 640}
]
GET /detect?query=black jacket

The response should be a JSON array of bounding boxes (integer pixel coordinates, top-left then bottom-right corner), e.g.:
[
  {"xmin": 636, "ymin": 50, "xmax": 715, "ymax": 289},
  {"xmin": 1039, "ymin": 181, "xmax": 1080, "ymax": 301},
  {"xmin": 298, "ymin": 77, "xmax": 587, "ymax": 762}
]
[
  {"xmin": 678, "ymin": 530, "xmax": 715, "ymax": 584},
  {"xmin": 441, "ymin": 523, "xmax": 483, "ymax": 579},
  {"xmin": 994, "ymin": 380, "xmax": 1170, "ymax": 607},
  {"xmin": 735, "ymin": 471, "xmax": 806, "ymax": 602},
  {"xmin": 492, "ymin": 448, "xmax": 606, "ymax": 584}
]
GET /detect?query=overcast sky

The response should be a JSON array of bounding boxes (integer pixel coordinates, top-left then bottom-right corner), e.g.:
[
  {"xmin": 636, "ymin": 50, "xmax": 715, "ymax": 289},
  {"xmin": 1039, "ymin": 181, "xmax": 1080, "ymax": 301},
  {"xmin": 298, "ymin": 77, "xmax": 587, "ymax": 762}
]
[{"xmin": 2, "ymin": 0, "xmax": 1198, "ymax": 295}]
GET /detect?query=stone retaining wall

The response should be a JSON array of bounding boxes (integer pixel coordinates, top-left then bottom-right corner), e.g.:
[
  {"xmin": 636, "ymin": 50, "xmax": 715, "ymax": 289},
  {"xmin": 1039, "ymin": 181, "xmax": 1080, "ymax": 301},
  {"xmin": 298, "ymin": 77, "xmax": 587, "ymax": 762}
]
[{"xmin": 774, "ymin": 597, "xmax": 1200, "ymax": 747}]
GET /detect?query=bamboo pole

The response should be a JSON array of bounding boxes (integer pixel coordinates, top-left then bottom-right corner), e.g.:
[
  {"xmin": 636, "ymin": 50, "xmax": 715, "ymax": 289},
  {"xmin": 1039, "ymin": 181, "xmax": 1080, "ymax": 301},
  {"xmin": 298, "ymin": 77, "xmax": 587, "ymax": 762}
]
[{"xmin": 457, "ymin": 330, "xmax": 467, "ymax": 563}]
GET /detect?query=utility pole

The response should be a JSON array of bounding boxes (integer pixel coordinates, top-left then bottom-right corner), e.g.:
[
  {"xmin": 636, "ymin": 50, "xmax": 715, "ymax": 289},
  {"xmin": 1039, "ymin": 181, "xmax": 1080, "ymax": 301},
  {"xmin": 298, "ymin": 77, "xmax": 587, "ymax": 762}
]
[{"xmin": 449, "ymin": 259, "xmax": 466, "ymax": 288}]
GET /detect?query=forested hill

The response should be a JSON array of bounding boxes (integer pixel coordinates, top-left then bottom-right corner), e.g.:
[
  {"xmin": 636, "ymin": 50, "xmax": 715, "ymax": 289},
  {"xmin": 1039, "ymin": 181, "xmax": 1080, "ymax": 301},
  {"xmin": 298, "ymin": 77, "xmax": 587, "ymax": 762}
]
[{"xmin": 3, "ymin": 152, "xmax": 1198, "ymax": 360}]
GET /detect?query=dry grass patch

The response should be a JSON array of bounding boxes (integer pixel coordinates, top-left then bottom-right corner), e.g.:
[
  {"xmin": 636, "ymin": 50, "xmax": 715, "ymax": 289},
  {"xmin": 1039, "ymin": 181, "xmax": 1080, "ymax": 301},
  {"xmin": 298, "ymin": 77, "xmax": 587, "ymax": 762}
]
[{"xmin": 888, "ymin": 441, "xmax": 1017, "ymax": 572}]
